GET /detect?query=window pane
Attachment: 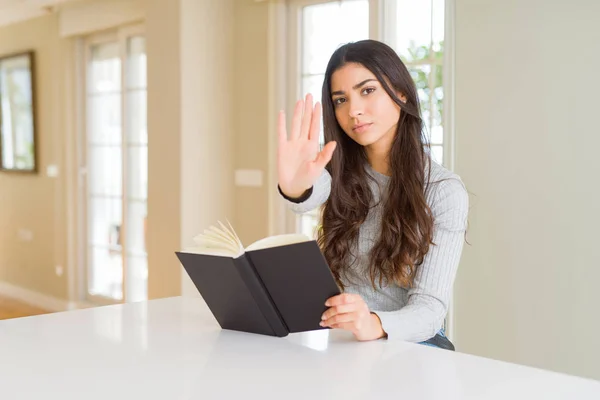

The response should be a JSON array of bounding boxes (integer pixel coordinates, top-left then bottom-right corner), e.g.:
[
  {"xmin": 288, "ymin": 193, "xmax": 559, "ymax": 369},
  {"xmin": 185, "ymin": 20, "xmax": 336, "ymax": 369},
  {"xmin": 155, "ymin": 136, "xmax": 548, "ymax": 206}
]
[
  {"xmin": 89, "ymin": 197, "xmax": 122, "ymax": 248},
  {"xmin": 89, "ymin": 145, "xmax": 122, "ymax": 196},
  {"xmin": 127, "ymin": 36, "xmax": 146, "ymax": 89},
  {"xmin": 302, "ymin": 1, "xmax": 369, "ymax": 75},
  {"xmin": 393, "ymin": 0, "xmax": 432, "ymax": 62},
  {"xmin": 126, "ymin": 90, "xmax": 147, "ymax": 144},
  {"xmin": 301, "ymin": 73, "xmax": 325, "ymax": 104},
  {"xmin": 386, "ymin": 0, "xmax": 446, "ymax": 150},
  {"xmin": 126, "ymin": 199, "xmax": 148, "ymax": 302},
  {"xmin": 88, "ymin": 93, "xmax": 121, "ymax": 144},
  {"xmin": 126, "ymin": 200, "xmax": 147, "ymax": 254},
  {"xmin": 89, "ymin": 245, "xmax": 123, "ymax": 300},
  {"xmin": 127, "ymin": 145, "xmax": 148, "ymax": 200},
  {"xmin": 430, "ymin": 126, "xmax": 443, "ymax": 145},
  {"xmin": 431, "ymin": 64, "xmax": 444, "ymax": 146},
  {"xmin": 126, "ymin": 35, "xmax": 148, "ymax": 303},
  {"xmin": 430, "ymin": 144, "xmax": 443, "ymax": 165},
  {"xmin": 301, "ymin": 74, "xmax": 325, "ymax": 144},
  {"xmin": 433, "ymin": 64, "xmax": 443, "ymax": 124},
  {"xmin": 432, "ymin": 0, "xmax": 445, "ymax": 52},
  {"xmin": 89, "ymin": 43, "xmax": 120, "ymax": 93},
  {"xmin": 88, "ymin": 196, "xmax": 123, "ymax": 301},
  {"xmin": 409, "ymin": 64, "xmax": 431, "ymax": 134}
]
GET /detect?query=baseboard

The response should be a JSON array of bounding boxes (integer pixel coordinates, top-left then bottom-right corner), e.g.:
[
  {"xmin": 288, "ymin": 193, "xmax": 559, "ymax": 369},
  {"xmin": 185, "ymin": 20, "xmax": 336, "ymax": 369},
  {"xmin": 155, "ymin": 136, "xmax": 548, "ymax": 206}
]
[{"xmin": 0, "ymin": 280, "xmax": 74, "ymax": 312}]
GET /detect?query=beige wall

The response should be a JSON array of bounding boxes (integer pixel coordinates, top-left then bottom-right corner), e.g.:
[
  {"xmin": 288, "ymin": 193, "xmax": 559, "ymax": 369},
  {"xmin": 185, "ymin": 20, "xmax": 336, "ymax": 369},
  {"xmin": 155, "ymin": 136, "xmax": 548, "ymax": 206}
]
[
  {"xmin": 233, "ymin": 0, "xmax": 272, "ymax": 246},
  {"xmin": 0, "ymin": 14, "xmax": 70, "ymax": 301},
  {"xmin": 145, "ymin": 0, "xmax": 183, "ymax": 299},
  {"xmin": 453, "ymin": 0, "xmax": 600, "ymax": 381},
  {"xmin": 59, "ymin": 0, "xmax": 146, "ymax": 37},
  {"xmin": 178, "ymin": 0, "xmax": 236, "ymax": 297}
]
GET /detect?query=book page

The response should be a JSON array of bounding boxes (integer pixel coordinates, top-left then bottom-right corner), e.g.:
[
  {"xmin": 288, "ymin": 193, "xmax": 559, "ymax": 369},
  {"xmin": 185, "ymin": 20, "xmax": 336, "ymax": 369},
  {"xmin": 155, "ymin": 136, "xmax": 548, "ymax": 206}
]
[
  {"xmin": 181, "ymin": 221, "xmax": 310, "ymax": 256},
  {"xmin": 180, "ymin": 246, "xmax": 239, "ymax": 257},
  {"xmin": 245, "ymin": 233, "xmax": 311, "ymax": 252},
  {"xmin": 183, "ymin": 220, "xmax": 244, "ymax": 257}
]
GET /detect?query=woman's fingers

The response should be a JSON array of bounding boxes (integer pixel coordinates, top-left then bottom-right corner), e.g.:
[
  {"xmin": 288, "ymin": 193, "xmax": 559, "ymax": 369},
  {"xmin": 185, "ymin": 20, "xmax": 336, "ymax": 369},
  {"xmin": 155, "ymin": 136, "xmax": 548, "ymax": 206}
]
[
  {"xmin": 321, "ymin": 303, "xmax": 356, "ymax": 321},
  {"xmin": 326, "ymin": 293, "xmax": 359, "ymax": 307},
  {"xmin": 308, "ymin": 101, "xmax": 322, "ymax": 142},
  {"xmin": 328, "ymin": 322, "xmax": 359, "ymax": 332},
  {"xmin": 290, "ymin": 99, "xmax": 303, "ymax": 141},
  {"xmin": 320, "ymin": 311, "xmax": 356, "ymax": 327},
  {"xmin": 314, "ymin": 141, "xmax": 337, "ymax": 169},
  {"xmin": 300, "ymin": 94, "xmax": 313, "ymax": 139},
  {"xmin": 287, "ymin": 94, "xmax": 321, "ymax": 141}
]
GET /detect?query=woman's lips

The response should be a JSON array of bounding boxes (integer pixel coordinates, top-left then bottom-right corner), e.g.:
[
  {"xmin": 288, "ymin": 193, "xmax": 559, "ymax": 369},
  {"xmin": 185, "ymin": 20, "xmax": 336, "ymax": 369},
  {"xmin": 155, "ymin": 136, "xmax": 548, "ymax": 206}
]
[{"xmin": 352, "ymin": 123, "xmax": 373, "ymax": 133}]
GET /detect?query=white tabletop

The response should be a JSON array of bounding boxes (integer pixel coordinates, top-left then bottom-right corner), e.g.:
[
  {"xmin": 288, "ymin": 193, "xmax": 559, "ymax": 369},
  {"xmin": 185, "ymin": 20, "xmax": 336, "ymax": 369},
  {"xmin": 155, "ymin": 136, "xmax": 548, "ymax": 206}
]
[{"xmin": 1, "ymin": 296, "xmax": 599, "ymax": 399}]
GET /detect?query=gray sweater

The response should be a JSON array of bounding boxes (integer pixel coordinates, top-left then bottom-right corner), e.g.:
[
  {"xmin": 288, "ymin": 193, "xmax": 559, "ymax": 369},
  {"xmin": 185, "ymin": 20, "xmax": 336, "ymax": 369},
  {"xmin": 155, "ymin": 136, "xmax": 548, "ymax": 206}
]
[{"xmin": 281, "ymin": 161, "xmax": 469, "ymax": 342}]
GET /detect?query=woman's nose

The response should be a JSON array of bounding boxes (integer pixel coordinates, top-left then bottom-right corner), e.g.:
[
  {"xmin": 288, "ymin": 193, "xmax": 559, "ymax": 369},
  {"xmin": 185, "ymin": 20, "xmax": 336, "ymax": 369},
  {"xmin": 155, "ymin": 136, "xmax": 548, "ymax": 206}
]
[{"xmin": 348, "ymin": 103, "xmax": 364, "ymax": 118}]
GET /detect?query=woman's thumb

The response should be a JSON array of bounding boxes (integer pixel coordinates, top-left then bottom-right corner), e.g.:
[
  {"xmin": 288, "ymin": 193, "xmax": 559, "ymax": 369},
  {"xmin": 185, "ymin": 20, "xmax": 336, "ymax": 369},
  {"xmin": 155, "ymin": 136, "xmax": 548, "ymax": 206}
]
[{"xmin": 315, "ymin": 141, "xmax": 337, "ymax": 168}]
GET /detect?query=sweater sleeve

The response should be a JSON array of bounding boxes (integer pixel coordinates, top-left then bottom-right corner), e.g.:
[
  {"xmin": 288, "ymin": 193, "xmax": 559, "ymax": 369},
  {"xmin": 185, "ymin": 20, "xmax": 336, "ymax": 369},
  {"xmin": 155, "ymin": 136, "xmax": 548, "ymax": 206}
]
[
  {"xmin": 373, "ymin": 177, "xmax": 469, "ymax": 342},
  {"xmin": 280, "ymin": 169, "xmax": 332, "ymax": 214}
]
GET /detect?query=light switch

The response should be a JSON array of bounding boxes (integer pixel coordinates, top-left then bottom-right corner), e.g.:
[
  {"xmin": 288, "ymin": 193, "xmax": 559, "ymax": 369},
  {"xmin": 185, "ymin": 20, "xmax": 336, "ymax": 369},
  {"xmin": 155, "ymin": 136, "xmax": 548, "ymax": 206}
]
[
  {"xmin": 235, "ymin": 169, "xmax": 263, "ymax": 187},
  {"xmin": 17, "ymin": 229, "xmax": 33, "ymax": 242},
  {"xmin": 46, "ymin": 164, "xmax": 59, "ymax": 177}
]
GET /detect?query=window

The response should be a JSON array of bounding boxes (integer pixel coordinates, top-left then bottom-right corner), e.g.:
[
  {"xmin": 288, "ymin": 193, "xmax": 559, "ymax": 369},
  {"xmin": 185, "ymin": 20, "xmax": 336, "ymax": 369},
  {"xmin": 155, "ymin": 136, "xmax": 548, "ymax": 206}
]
[
  {"xmin": 287, "ymin": 0, "xmax": 450, "ymax": 239},
  {"xmin": 383, "ymin": 0, "xmax": 447, "ymax": 165},
  {"xmin": 82, "ymin": 25, "xmax": 148, "ymax": 304},
  {"xmin": 289, "ymin": 0, "xmax": 370, "ymax": 239}
]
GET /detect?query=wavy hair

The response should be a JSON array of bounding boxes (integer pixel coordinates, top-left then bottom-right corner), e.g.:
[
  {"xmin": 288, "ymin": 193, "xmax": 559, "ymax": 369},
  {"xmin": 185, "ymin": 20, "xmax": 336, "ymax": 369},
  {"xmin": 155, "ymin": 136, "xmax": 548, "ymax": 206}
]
[{"xmin": 317, "ymin": 40, "xmax": 434, "ymax": 290}]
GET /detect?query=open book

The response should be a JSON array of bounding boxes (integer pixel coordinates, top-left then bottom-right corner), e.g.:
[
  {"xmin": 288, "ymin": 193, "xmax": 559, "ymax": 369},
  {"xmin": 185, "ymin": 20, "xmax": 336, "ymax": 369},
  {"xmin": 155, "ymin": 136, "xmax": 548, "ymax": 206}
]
[
  {"xmin": 182, "ymin": 220, "xmax": 313, "ymax": 257},
  {"xmin": 175, "ymin": 221, "xmax": 340, "ymax": 337}
]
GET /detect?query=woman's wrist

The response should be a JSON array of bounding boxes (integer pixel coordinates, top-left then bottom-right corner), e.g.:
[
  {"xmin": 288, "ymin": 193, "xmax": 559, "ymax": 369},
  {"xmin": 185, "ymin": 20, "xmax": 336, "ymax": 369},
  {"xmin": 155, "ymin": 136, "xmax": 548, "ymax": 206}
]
[
  {"xmin": 370, "ymin": 312, "xmax": 387, "ymax": 339},
  {"xmin": 277, "ymin": 184, "xmax": 313, "ymax": 203}
]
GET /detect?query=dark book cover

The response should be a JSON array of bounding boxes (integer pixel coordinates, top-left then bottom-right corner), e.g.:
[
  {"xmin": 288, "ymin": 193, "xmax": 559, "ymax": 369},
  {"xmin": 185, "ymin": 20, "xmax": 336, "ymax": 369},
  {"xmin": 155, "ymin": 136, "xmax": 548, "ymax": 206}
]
[
  {"xmin": 247, "ymin": 241, "xmax": 340, "ymax": 333},
  {"xmin": 175, "ymin": 240, "xmax": 340, "ymax": 337},
  {"xmin": 175, "ymin": 251, "xmax": 280, "ymax": 336}
]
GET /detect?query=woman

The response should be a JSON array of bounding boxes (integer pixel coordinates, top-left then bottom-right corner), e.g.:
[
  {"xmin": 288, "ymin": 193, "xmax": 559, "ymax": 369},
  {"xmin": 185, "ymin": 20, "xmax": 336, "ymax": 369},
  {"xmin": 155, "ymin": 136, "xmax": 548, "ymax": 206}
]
[{"xmin": 277, "ymin": 40, "xmax": 468, "ymax": 349}]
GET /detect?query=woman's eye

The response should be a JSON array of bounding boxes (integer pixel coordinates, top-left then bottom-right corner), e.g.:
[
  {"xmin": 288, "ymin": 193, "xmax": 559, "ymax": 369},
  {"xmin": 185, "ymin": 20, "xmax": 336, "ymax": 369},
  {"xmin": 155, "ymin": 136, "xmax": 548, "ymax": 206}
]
[
  {"xmin": 362, "ymin": 87, "xmax": 375, "ymax": 95},
  {"xmin": 333, "ymin": 98, "xmax": 346, "ymax": 106}
]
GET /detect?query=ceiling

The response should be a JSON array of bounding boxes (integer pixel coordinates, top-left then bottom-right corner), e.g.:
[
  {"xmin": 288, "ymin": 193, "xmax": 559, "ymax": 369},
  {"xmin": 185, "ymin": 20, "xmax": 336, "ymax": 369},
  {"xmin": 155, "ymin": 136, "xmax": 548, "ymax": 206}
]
[{"xmin": 0, "ymin": 0, "xmax": 81, "ymax": 27}]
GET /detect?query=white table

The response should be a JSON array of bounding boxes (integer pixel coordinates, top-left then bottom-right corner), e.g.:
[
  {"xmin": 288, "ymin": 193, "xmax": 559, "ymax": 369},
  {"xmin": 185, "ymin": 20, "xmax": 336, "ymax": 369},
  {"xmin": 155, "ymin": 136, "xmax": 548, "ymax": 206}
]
[{"xmin": 1, "ymin": 296, "xmax": 599, "ymax": 399}]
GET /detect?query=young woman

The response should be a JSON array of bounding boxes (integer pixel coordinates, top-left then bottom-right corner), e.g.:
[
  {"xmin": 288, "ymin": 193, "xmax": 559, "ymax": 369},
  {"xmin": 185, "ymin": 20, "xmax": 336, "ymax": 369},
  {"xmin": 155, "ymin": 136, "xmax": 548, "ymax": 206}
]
[{"xmin": 277, "ymin": 40, "xmax": 468, "ymax": 349}]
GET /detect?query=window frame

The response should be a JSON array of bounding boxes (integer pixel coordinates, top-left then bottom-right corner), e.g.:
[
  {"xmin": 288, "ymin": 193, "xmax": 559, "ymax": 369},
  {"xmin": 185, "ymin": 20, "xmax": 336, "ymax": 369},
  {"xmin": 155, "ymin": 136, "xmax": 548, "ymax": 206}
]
[
  {"xmin": 280, "ymin": 0, "xmax": 455, "ymax": 230},
  {"xmin": 284, "ymin": 0, "xmax": 382, "ymax": 236},
  {"xmin": 78, "ymin": 23, "xmax": 147, "ymax": 306}
]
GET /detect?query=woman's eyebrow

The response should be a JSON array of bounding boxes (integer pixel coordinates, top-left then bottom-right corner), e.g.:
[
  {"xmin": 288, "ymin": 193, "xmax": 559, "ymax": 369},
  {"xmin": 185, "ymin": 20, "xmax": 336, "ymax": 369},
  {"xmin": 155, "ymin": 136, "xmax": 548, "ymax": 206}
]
[{"xmin": 331, "ymin": 78, "xmax": 377, "ymax": 96}]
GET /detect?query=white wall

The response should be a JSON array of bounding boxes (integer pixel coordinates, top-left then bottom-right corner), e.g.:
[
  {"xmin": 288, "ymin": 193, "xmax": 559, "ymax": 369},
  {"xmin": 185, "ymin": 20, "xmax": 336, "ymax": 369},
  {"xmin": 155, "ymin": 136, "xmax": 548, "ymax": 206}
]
[{"xmin": 453, "ymin": 0, "xmax": 600, "ymax": 381}]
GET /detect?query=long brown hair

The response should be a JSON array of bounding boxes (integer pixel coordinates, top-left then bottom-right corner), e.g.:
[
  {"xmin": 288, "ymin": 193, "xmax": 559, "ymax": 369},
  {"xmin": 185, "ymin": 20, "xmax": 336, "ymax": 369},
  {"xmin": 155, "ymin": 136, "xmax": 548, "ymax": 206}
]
[{"xmin": 317, "ymin": 40, "xmax": 434, "ymax": 290}]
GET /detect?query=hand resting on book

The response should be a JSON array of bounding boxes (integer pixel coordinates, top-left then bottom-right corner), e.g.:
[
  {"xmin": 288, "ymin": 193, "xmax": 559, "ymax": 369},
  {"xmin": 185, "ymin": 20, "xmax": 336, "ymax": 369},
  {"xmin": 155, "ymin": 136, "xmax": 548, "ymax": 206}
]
[{"xmin": 320, "ymin": 293, "xmax": 387, "ymax": 341}]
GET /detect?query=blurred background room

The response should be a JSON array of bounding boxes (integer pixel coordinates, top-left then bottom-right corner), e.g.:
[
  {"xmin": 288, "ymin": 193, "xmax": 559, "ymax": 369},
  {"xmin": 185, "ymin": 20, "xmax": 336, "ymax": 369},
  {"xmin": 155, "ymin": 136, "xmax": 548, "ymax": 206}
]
[{"xmin": 0, "ymin": 0, "xmax": 599, "ymax": 383}]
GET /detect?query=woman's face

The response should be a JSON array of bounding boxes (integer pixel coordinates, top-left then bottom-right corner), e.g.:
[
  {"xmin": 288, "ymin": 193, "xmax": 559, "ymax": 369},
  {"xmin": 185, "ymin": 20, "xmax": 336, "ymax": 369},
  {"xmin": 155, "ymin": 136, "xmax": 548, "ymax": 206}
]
[{"xmin": 330, "ymin": 63, "xmax": 405, "ymax": 152}]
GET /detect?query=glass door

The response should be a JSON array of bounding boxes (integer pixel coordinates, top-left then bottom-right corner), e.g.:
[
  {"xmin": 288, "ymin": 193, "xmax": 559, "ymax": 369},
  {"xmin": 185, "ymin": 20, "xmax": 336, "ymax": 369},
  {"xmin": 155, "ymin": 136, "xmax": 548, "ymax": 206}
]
[{"xmin": 83, "ymin": 25, "xmax": 147, "ymax": 304}]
